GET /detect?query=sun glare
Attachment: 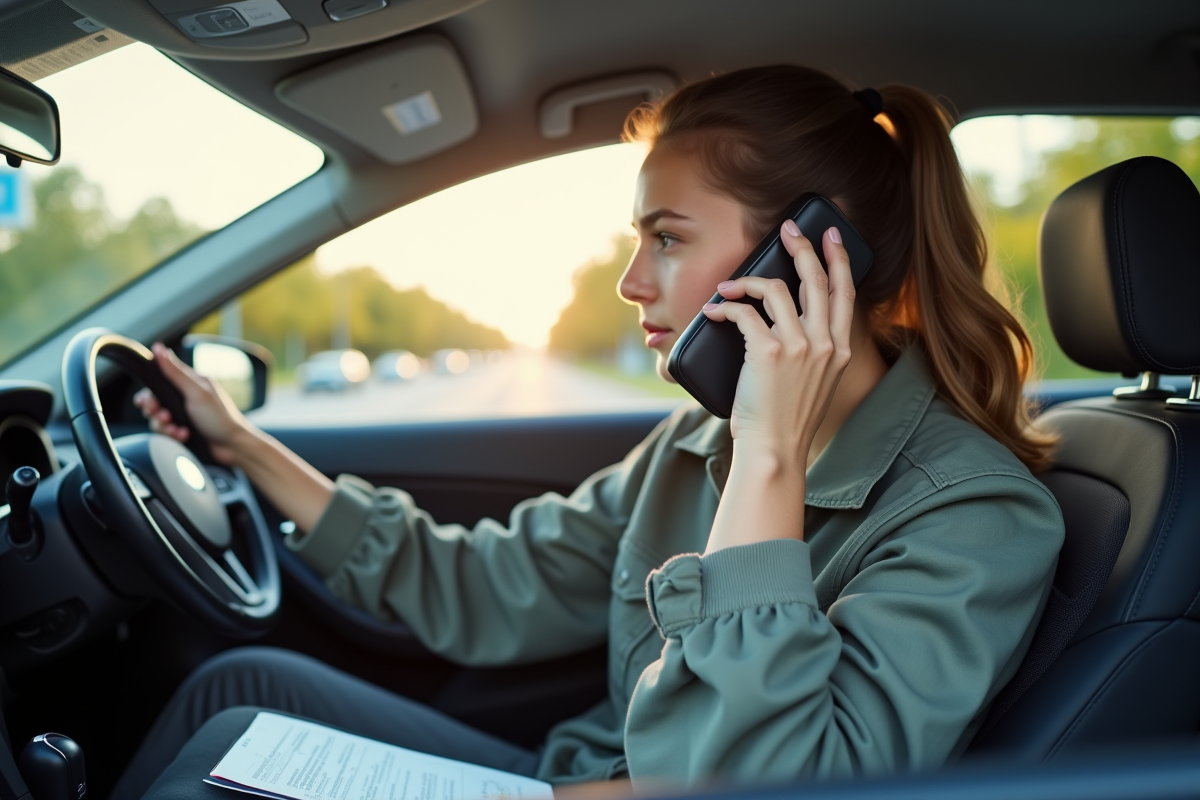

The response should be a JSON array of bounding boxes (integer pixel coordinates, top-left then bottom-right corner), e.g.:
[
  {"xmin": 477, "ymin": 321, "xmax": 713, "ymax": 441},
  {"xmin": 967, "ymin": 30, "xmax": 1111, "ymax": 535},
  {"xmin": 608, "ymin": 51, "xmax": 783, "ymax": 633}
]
[{"xmin": 315, "ymin": 143, "xmax": 649, "ymax": 348}]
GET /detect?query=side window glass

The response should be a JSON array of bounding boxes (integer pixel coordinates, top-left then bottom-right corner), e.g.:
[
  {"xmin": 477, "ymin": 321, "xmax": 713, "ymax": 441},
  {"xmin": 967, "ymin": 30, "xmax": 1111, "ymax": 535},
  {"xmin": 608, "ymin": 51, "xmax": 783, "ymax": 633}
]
[
  {"xmin": 952, "ymin": 116, "xmax": 1200, "ymax": 381},
  {"xmin": 192, "ymin": 144, "xmax": 688, "ymax": 423},
  {"xmin": 193, "ymin": 119, "xmax": 1200, "ymax": 423}
]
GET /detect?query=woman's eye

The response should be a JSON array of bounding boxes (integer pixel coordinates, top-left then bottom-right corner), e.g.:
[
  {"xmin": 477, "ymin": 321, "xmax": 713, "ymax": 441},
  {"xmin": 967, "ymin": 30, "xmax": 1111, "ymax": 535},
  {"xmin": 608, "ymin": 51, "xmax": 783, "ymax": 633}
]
[{"xmin": 657, "ymin": 233, "xmax": 679, "ymax": 249}]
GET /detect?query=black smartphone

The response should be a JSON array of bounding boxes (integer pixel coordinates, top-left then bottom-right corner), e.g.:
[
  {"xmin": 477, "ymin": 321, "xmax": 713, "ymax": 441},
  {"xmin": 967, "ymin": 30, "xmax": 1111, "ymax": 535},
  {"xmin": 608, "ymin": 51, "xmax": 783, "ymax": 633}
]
[{"xmin": 666, "ymin": 194, "xmax": 874, "ymax": 419}]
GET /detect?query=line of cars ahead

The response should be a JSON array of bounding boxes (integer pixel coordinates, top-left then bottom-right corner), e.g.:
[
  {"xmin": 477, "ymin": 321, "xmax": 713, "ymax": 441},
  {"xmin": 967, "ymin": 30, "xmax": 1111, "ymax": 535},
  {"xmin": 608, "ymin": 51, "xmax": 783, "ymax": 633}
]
[{"xmin": 297, "ymin": 347, "xmax": 505, "ymax": 391}]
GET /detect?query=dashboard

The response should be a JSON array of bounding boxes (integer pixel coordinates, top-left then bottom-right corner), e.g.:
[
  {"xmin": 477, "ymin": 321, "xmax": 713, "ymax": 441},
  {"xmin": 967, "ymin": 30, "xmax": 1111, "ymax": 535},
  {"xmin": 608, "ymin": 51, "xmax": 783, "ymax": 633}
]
[{"xmin": 0, "ymin": 382, "xmax": 57, "ymax": 502}]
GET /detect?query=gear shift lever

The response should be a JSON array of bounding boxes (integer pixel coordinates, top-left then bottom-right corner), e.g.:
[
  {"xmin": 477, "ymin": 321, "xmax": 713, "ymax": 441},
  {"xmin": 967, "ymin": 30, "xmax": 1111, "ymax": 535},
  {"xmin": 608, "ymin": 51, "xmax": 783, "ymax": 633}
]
[
  {"xmin": 19, "ymin": 734, "xmax": 85, "ymax": 800},
  {"xmin": 5, "ymin": 467, "xmax": 39, "ymax": 548}
]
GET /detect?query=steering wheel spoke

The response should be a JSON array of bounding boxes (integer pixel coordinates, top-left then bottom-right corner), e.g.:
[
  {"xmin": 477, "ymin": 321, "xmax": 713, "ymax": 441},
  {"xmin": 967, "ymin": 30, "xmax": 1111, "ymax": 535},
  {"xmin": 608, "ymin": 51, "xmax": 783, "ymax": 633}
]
[
  {"xmin": 220, "ymin": 549, "xmax": 264, "ymax": 605},
  {"xmin": 123, "ymin": 467, "xmax": 154, "ymax": 500},
  {"xmin": 143, "ymin": 498, "xmax": 241, "ymax": 604}
]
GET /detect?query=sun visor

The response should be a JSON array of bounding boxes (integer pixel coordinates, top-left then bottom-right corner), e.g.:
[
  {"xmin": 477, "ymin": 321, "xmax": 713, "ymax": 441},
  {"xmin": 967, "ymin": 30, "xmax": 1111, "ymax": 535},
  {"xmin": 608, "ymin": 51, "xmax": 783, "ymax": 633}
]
[{"xmin": 277, "ymin": 35, "xmax": 477, "ymax": 164}]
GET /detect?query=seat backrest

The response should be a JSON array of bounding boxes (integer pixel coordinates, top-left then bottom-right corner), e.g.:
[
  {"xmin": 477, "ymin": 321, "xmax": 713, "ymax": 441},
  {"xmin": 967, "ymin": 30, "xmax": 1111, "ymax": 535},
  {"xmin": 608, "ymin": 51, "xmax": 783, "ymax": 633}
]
[{"xmin": 969, "ymin": 156, "xmax": 1200, "ymax": 758}]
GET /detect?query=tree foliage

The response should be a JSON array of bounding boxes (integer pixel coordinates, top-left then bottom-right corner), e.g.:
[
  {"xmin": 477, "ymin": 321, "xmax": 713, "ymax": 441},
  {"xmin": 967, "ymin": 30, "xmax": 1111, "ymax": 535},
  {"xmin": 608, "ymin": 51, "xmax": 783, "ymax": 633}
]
[
  {"xmin": 193, "ymin": 257, "xmax": 508, "ymax": 365},
  {"xmin": 979, "ymin": 118, "xmax": 1200, "ymax": 380},
  {"xmin": 0, "ymin": 165, "xmax": 507, "ymax": 368},
  {"xmin": 548, "ymin": 236, "xmax": 639, "ymax": 359},
  {"xmin": 0, "ymin": 166, "xmax": 203, "ymax": 363}
]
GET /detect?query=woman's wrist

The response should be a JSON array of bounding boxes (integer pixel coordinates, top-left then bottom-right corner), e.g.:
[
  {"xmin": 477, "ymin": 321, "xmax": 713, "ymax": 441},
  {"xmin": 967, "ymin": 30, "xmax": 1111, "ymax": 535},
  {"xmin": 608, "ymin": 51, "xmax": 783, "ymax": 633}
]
[
  {"xmin": 223, "ymin": 422, "xmax": 269, "ymax": 470},
  {"xmin": 706, "ymin": 444, "xmax": 807, "ymax": 554},
  {"xmin": 729, "ymin": 440, "xmax": 806, "ymax": 483}
]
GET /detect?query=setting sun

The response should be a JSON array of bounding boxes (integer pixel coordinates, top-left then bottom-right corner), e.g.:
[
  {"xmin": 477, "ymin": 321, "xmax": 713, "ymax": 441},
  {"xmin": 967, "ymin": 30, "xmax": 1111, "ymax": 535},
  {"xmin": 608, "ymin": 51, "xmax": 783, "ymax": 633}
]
[{"xmin": 314, "ymin": 143, "xmax": 648, "ymax": 348}]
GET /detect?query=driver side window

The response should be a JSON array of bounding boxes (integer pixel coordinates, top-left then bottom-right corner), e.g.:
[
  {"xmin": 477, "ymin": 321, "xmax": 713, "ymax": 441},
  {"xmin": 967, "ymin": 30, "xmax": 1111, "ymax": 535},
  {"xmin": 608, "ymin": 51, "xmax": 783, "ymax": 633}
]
[
  {"xmin": 192, "ymin": 144, "xmax": 688, "ymax": 424},
  {"xmin": 192, "ymin": 118, "xmax": 1200, "ymax": 424}
]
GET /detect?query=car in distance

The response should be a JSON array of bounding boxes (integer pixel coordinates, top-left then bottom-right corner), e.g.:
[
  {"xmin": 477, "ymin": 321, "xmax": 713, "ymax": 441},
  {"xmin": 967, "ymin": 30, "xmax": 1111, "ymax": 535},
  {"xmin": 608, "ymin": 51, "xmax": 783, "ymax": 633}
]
[
  {"xmin": 431, "ymin": 348, "xmax": 471, "ymax": 375},
  {"xmin": 374, "ymin": 350, "xmax": 423, "ymax": 381},
  {"xmin": 298, "ymin": 349, "xmax": 371, "ymax": 392}
]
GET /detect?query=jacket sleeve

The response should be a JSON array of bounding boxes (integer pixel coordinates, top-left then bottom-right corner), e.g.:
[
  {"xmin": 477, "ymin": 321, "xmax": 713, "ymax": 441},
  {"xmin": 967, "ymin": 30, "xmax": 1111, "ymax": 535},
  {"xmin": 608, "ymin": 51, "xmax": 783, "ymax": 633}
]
[
  {"xmin": 623, "ymin": 474, "xmax": 1063, "ymax": 783},
  {"xmin": 284, "ymin": 418, "xmax": 671, "ymax": 666}
]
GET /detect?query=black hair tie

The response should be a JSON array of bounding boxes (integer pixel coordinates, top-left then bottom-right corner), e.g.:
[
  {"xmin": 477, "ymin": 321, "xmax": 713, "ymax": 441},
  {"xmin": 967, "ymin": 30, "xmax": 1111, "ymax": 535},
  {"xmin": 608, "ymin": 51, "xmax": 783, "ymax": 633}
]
[{"xmin": 853, "ymin": 88, "xmax": 883, "ymax": 117}]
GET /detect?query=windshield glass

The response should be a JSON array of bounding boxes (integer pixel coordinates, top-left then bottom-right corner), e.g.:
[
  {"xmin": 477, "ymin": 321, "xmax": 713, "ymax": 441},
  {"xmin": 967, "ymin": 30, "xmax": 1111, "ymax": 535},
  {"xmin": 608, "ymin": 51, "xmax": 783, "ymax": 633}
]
[{"xmin": 0, "ymin": 43, "xmax": 324, "ymax": 367}]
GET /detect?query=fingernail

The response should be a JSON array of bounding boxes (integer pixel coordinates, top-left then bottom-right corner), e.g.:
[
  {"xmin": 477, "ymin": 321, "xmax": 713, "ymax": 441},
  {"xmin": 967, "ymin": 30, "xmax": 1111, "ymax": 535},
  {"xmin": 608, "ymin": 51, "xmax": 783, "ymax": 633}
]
[
  {"xmin": 717, "ymin": 280, "xmax": 735, "ymax": 290},
  {"xmin": 828, "ymin": 226, "xmax": 842, "ymax": 245},
  {"xmin": 703, "ymin": 302, "xmax": 719, "ymax": 311},
  {"xmin": 783, "ymin": 219, "xmax": 800, "ymax": 237}
]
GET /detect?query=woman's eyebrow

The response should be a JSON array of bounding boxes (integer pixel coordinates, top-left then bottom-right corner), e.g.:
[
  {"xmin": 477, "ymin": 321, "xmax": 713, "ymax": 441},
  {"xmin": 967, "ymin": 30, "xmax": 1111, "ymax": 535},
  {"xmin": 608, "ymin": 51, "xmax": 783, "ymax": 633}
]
[{"xmin": 636, "ymin": 209, "xmax": 692, "ymax": 227}]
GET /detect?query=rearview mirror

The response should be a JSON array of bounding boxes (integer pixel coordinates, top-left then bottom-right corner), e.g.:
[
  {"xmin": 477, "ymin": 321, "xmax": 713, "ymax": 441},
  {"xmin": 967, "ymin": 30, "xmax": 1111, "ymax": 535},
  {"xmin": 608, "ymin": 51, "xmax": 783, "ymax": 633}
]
[
  {"xmin": 0, "ymin": 67, "xmax": 60, "ymax": 167},
  {"xmin": 180, "ymin": 335, "xmax": 273, "ymax": 413}
]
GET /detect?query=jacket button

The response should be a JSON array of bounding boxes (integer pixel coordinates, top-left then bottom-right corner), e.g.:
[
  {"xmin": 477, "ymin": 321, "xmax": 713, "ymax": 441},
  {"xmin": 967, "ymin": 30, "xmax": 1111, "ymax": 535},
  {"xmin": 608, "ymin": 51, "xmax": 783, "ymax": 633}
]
[{"xmin": 618, "ymin": 568, "xmax": 630, "ymax": 586}]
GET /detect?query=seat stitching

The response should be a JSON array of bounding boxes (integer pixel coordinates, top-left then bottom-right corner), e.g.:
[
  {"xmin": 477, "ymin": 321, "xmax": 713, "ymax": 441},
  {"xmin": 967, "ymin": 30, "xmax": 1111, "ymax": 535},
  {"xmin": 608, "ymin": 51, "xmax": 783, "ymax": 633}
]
[
  {"xmin": 1110, "ymin": 164, "xmax": 1148, "ymax": 370},
  {"xmin": 1116, "ymin": 409, "xmax": 1183, "ymax": 620},
  {"xmin": 1046, "ymin": 619, "xmax": 1172, "ymax": 760},
  {"xmin": 1184, "ymin": 588, "xmax": 1200, "ymax": 619},
  {"xmin": 1109, "ymin": 161, "xmax": 1200, "ymax": 373},
  {"xmin": 1061, "ymin": 403, "xmax": 1183, "ymax": 621}
]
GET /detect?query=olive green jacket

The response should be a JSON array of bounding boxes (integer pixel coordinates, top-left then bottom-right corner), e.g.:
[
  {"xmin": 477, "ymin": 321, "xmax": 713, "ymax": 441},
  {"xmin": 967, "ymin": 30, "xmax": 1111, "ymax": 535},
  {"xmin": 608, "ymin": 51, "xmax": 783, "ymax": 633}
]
[{"xmin": 286, "ymin": 348, "xmax": 1064, "ymax": 786}]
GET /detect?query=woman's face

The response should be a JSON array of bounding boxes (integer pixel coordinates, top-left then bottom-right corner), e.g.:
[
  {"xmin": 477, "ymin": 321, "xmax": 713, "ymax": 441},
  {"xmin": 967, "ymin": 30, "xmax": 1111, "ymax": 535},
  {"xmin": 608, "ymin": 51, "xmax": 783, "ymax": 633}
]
[{"xmin": 621, "ymin": 143, "xmax": 754, "ymax": 382}]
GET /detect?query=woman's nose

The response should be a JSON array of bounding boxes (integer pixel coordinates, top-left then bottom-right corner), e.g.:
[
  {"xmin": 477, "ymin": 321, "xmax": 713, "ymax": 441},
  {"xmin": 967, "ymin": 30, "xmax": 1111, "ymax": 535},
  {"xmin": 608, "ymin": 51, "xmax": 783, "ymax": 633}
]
[{"xmin": 619, "ymin": 247, "xmax": 657, "ymax": 305}]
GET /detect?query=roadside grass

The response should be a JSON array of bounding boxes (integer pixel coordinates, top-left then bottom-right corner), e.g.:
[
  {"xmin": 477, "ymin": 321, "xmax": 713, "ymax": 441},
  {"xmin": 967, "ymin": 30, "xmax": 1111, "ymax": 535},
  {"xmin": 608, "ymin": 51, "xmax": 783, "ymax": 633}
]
[{"xmin": 575, "ymin": 360, "xmax": 691, "ymax": 399}]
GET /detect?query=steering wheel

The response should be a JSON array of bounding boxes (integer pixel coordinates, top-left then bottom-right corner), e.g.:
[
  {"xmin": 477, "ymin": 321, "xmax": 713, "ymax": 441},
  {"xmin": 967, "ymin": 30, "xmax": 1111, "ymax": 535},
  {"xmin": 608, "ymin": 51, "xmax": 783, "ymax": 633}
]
[{"xmin": 61, "ymin": 328, "xmax": 279, "ymax": 638}]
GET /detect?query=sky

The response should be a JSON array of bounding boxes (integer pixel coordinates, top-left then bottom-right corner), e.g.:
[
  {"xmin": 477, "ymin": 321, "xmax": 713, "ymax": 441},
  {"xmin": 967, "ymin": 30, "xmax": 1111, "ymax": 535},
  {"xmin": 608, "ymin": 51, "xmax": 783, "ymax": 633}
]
[{"xmin": 22, "ymin": 42, "xmax": 1083, "ymax": 347}]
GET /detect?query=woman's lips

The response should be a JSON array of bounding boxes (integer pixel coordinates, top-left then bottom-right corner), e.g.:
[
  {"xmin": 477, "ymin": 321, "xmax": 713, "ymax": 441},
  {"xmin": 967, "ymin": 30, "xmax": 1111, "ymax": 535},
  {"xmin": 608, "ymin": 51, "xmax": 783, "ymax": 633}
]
[{"xmin": 642, "ymin": 323, "xmax": 671, "ymax": 348}]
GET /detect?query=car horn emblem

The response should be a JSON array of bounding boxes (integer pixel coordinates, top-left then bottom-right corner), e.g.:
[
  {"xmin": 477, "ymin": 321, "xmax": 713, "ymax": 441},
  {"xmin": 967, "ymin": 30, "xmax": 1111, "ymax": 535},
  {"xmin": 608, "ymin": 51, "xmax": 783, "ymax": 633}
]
[{"xmin": 175, "ymin": 455, "xmax": 207, "ymax": 492}]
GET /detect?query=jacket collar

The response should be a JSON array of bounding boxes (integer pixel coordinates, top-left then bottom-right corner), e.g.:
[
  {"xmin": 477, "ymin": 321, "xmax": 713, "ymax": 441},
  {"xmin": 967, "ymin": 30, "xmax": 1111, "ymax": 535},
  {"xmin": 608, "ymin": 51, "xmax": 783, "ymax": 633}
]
[{"xmin": 673, "ymin": 347, "xmax": 935, "ymax": 509}]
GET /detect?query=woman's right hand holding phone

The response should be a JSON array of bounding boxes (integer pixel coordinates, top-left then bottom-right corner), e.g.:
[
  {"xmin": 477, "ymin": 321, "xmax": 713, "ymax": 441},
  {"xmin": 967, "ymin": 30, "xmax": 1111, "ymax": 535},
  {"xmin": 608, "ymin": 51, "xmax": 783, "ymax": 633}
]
[{"xmin": 699, "ymin": 223, "xmax": 857, "ymax": 554}]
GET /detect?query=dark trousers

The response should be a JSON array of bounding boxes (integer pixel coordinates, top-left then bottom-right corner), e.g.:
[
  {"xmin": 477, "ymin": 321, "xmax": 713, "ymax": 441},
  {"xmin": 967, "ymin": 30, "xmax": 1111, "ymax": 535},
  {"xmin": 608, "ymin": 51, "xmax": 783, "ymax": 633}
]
[{"xmin": 113, "ymin": 647, "xmax": 540, "ymax": 800}]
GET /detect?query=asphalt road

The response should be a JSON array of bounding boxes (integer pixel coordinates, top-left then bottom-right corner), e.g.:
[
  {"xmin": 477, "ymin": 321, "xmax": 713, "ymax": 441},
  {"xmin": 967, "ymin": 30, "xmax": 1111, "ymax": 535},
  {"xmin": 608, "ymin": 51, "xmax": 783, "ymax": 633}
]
[{"xmin": 248, "ymin": 352, "xmax": 685, "ymax": 427}]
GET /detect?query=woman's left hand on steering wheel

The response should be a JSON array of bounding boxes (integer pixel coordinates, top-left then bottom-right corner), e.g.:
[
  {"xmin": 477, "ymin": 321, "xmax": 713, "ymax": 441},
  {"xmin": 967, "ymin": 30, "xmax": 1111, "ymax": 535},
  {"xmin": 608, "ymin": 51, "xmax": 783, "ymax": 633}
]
[
  {"xmin": 134, "ymin": 343, "xmax": 251, "ymax": 466},
  {"xmin": 700, "ymin": 222, "xmax": 856, "ymax": 552}
]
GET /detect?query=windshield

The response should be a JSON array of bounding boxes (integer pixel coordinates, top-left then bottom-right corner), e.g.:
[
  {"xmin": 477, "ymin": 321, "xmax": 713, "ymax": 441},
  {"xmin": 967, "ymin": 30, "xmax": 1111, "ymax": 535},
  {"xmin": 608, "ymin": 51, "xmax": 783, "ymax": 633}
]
[{"xmin": 0, "ymin": 43, "xmax": 324, "ymax": 367}]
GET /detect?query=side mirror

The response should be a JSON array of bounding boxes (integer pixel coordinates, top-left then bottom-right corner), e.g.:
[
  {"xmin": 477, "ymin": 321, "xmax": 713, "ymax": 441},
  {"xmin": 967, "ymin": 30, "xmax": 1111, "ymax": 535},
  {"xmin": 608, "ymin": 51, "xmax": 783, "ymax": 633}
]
[
  {"xmin": 0, "ymin": 67, "xmax": 59, "ymax": 167},
  {"xmin": 180, "ymin": 334, "xmax": 273, "ymax": 413}
]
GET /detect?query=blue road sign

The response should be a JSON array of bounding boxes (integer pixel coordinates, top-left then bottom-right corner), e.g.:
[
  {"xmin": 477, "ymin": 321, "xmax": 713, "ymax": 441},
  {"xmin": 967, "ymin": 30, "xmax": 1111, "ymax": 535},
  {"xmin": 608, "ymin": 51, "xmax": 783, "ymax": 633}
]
[{"xmin": 0, "ymin": 169, "xmax": 31, "ymax": 229}]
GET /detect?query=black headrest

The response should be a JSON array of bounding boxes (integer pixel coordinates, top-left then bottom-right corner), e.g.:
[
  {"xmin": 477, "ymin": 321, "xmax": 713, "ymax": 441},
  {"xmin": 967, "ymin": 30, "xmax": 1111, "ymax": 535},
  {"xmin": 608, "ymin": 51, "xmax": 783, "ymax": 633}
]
[{"xmin": 1039, "ymin": 156, "xmax": 1200, "ymax": 375}]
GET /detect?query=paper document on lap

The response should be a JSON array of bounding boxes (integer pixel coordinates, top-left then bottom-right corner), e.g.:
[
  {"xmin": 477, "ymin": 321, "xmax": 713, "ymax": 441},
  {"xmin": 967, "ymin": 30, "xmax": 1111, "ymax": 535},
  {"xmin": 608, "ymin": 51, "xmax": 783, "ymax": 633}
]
[{"xmin": 207, "ymin": 711, "xmax": 554, "ymax": 800}]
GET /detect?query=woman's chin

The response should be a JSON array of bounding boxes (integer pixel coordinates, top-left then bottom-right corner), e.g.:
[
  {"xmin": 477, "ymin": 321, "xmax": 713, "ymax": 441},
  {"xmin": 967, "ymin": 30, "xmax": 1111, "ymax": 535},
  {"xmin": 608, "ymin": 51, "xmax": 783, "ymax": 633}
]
[{"xmin": 655, "ymin": 356, "xmax": 676, "ymax": 383}]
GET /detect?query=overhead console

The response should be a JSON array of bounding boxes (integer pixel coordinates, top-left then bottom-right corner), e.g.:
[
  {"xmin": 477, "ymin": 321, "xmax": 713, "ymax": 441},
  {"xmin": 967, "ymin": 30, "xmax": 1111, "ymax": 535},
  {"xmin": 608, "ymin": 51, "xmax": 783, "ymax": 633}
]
[
  {"xmin": 66, "ymin": 0, "xmax": 488, "ymax": 58},
  {"xmin": 277, "ymin": 34, "xmax": 477, "ymax": 164}
]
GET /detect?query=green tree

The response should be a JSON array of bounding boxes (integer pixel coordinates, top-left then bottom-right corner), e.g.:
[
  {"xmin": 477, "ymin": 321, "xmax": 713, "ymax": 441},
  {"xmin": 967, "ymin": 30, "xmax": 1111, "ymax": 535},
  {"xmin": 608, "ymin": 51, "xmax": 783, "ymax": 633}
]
[
  {"xmin": 0, "ymin": 167, "xmax": 203, "ymax": 363},
  {"xmin": 193, "ymin": 257, "xmax": 508, "ymax": 367},
  {"xmin": 979, "ymin": 118, "xmax": 1200, "ymax": 380},
  {"xmin": 548, "ymin": 236, "xmax": 639, "ymax": 359}
]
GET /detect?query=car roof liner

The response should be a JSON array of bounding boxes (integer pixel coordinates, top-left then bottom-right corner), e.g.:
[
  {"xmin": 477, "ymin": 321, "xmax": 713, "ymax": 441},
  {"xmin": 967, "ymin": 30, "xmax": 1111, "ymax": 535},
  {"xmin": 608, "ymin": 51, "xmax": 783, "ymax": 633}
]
[
  {"xmin": 65, "ymin": 0, "xmax": 486, "ymax": 60},
  {"xmin": 156, "ymin": 2, "xmax": 1200, "ymax": 215}
]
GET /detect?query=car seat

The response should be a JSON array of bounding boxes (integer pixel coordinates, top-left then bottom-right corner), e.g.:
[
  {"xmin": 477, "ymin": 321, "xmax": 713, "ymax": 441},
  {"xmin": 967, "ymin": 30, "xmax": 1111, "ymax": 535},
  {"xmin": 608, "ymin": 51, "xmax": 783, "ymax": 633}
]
[{"xmin": 968, "ymin": 156, "xmax": 1200, "ymax": 758}]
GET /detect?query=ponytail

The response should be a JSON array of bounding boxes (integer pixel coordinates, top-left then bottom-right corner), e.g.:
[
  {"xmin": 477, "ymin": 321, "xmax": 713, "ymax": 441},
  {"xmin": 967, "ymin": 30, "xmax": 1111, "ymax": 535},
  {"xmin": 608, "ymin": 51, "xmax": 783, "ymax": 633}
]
[
  {"xmin": 876, "ymin": 86, "xmax": 1056, "ymax": 471},
  {"xmin": 625, "ymin": 65, "xmax": 1057, "ymax": 473}
]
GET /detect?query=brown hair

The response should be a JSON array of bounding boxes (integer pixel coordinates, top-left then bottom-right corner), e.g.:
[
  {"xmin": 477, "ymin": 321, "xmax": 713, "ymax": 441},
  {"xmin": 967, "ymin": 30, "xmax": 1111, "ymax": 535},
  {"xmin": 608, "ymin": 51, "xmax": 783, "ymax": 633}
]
[{"xmin": 624, "ymin": 65, "xmax": 1055, "ymax": 472}]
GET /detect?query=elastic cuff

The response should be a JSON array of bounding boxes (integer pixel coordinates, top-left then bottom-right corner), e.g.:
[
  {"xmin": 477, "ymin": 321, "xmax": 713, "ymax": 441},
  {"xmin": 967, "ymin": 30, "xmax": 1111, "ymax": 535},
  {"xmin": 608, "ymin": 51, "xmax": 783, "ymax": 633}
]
[
  {"xmin": 285, "ymin": 474, "xmax": 376, "ymax": 576},
  {"xmin": 646, "ymin": 553, "xmax": 703, "ymax": 636},
  {"xmin": 646, "ymin": 540, "xmax": 817, "ymax": 637},
  {"xmin": 699, "ymin": 539, "xmax": 817, "ymax": 618}
]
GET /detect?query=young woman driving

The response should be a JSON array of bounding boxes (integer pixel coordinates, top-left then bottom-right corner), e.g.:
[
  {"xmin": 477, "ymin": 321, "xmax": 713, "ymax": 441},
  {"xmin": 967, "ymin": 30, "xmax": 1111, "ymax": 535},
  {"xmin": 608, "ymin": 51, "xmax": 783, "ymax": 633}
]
[{"xmin": 116, "ymin": 65, "xmax": 1064, "ymax": 798}]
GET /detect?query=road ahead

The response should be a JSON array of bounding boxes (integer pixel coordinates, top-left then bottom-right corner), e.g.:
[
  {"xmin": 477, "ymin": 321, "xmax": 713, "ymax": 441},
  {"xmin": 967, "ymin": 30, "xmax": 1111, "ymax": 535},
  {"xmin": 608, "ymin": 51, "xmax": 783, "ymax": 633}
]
[{"xmin": 249, "ymin": 352, "xmax": 686, "ymax": 427}]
